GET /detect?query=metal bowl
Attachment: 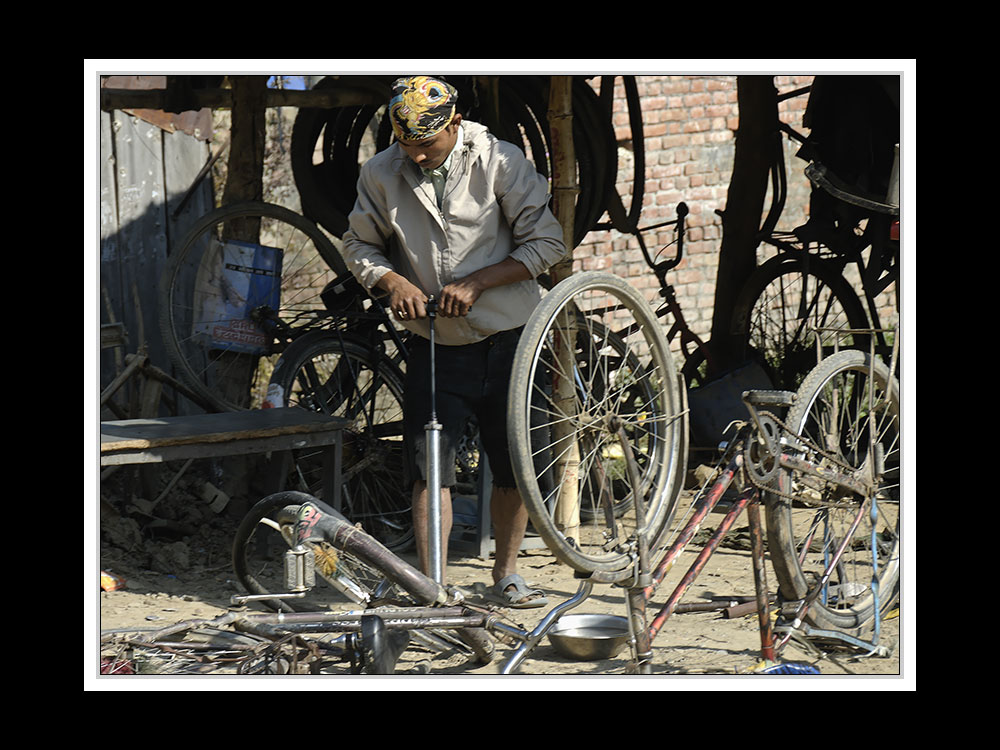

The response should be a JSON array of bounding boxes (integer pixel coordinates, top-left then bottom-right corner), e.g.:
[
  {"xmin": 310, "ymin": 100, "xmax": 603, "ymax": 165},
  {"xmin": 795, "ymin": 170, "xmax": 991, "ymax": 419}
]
[{"xmin": 547, "ymin": 614, "xmax": 631, "ymax": 661}]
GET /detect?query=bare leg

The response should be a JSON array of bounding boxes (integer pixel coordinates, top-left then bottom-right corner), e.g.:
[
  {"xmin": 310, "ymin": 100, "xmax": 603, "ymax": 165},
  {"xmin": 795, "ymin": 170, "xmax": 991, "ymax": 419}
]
[
  {"xmin": 490, "ymin": 486, "xmax": 528, "ymax": 583},
  {"xmin": 490, "ymin": 486, "xmax": 542, "ymax": 604},
  {"xmin": 412, "ymin": 481, "xmax": 452, "ymax": 580}
]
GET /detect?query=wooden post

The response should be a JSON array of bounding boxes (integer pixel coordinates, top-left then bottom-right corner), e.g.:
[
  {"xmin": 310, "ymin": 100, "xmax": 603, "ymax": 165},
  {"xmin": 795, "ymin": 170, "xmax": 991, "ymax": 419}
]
[
  {"xmin": 548, "ymin": 76, "xmax": 577, "ymax": 287},
  {"xmin": 218, "ymin": 75, "xmax": 269, "ymax": 506},
  {"xmin": 214, "ymin": 75, "xmax": 269, "ymax": 411},
  {"xmin": 221, "ymin": 76, "xmax": 267, "ymax": 209},
  {"xmin": 547, "ymin": 77, "xmax": 580, "ymax": 542}
]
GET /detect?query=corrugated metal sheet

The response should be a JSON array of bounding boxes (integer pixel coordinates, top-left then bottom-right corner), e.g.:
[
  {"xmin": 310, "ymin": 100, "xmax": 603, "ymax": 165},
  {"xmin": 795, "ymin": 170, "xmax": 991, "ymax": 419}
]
[
  {"xmin": 101, "ymin": 76, "xmax": 213, "ymax": 141},
  {"xmin": 99, "ymin": 85, "xmax": 214, "ymax": 414}
]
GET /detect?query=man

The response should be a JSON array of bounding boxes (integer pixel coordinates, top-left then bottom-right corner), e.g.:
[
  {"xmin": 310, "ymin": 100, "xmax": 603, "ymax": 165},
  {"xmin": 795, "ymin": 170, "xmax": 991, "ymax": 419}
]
[{"xmin": 341, "ymin": 76, "xmax": 567, "ymax": 608}]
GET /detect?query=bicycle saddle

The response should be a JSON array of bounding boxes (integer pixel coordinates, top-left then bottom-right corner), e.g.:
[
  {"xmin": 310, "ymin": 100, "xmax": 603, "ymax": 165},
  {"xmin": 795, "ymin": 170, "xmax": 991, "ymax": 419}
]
[
  {"xmin": 349, "ymin": 614, "xmax": 411, "ymax": 675},
  {"xmin": 805, "ymin": 162, "xmax": 899, "ymax": 216},
  {"xmin": 320, "ymin": 273, "xmax": 367, "ymax": 313}
]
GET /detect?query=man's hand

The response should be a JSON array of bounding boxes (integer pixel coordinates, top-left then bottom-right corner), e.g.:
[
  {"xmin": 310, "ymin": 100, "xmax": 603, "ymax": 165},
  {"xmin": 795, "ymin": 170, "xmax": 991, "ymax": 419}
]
[
  {"xmin": 377, "ymin": 271, "xmax": 428, "ymax": 321},
  {"xmin": 376, "ymin": 258, "xmax": 532, "ymax": 321},
  {"xmin": 438, "ymin": 258, "xmax": 532, "ymax": 318},
  {"xmin": 438, "ymin": 276, "xmax": 483, "ymax": 318}
]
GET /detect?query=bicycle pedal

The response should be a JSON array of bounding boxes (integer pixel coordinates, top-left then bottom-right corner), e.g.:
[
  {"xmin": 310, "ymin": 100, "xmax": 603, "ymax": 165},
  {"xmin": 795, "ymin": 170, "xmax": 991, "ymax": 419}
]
[{"xmin": 284, "ymin": 545, "xmax": 316, "ymax": 592}]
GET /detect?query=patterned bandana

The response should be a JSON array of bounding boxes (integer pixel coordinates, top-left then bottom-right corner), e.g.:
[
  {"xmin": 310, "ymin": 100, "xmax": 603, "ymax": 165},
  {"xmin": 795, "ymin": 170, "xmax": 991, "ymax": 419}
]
[{"xmin": 388, "ymin": 76, "xmax": 458, "ymax": 142}]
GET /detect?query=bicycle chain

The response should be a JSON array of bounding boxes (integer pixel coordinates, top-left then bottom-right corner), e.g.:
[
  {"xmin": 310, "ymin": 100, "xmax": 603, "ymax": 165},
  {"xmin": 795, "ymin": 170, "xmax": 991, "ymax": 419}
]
[{"xmin": 741, "ymin": 410, "xmax": 862, "ymax": 507}]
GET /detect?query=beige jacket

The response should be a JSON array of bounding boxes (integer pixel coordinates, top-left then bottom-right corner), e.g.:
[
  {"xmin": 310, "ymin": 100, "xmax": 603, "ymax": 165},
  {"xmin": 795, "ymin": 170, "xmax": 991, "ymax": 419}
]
[{"xmin": 341, "ymin": 121, "xmax": 567, "ymax": 345}]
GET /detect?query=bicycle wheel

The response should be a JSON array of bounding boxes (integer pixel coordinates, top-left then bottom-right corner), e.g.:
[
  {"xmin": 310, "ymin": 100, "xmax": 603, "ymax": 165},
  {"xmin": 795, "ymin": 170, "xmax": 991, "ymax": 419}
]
[
  {"xmin": 267, "ymin": 330, "xmax": 414, "ymax": 552},
  {"xmin": 233, "ymin": 492, "xmax": 403, "ymax": 613},
  {"xmin": 235, "ymin": 492, "xmax": 495, "ymax": 665},
  {"xmin": 159, "ymin": 201, "xmax": 347, "ymax": 412},
  {"xmin": 731, "ymin": 254, "xmax": 870, "ymax": 391},
  {"xmin": 766, "ymin": 349, "xmax": 900, "ymax": 632},
  {"xmin": 508, "ymin": 271, "xmax": 686, "ymax": 578}
]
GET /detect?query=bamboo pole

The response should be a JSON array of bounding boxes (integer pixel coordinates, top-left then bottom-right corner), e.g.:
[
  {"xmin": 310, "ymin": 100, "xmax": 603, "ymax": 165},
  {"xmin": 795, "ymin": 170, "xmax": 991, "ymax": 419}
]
[
  {"xmin": 547, "ymin": 77, "xmax": 581, "ymax": 542},
  {"xmin": 548, "ymin": 76, "xmax": 578, "ymax": 287}
]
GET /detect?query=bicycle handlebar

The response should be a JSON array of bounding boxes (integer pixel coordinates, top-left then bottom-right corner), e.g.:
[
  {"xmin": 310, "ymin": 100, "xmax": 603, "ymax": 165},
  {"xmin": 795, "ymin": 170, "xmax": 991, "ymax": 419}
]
[{"xmin": 634, "ymin": 202, "xmax": 688, "ymax": 280}]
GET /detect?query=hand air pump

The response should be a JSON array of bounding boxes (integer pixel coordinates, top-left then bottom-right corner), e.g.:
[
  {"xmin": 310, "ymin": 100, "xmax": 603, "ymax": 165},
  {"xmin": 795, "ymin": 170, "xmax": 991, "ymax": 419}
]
[{"xmin": 425, "ymin": 296, "xmax": 444, "ymax": 583}]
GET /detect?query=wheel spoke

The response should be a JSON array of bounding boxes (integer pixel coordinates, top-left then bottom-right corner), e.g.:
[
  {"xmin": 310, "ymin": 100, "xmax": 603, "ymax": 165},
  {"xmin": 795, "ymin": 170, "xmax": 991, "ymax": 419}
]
[
  {"xmin": 767, "ymin": 349, "xmax": 900, "ymax": 631},
  {"xmin": 160, "ymin": 202, "xmax": 342, "ymax": 411},
  {"xmin": 509, "ymin": 272, "xmax": 686, "ymax": 577}
]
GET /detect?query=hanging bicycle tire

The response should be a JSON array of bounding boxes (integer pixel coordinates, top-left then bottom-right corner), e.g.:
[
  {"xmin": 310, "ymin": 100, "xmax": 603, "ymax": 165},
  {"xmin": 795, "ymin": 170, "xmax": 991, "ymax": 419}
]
[
  {"xmin": 289, "ymin": 76, "xmax": 395, "ymax": 239},
  {"xmin": 290, "ymin": 75, "xmax": 618, "ymax": 247},
  {"xmin": 765, "ymin": 349, "xmax": 900, "ymax": 632},
  {"xmin": 159, "ymin": 201, "xmax": 347, "ymax": 412},
  {"xmin": 508, "ymin": 271, "xmax": 687, "ymax": 579},
  {"xmin": 730, "ymin": 253, "xmax": 870, "ymax": 391}
]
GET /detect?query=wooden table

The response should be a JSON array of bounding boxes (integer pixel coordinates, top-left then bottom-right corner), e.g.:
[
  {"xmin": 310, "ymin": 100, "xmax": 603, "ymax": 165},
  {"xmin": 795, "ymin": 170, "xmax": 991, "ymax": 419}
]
[{"xmin": 100, "ymin": 408, "xmax": 349, "ymax": 506}]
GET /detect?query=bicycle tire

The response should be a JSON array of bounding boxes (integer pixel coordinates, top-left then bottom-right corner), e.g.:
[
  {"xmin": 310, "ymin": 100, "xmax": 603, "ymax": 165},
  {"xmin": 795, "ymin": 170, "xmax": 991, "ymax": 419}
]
[
  {"xmin": 290, "ymin": 76, "xmax": 395, "ymax": 238},
  {"xmin": 237, "ymin": 492, "xmax": 495, "ymax": 665},
  {"xmin": 508, "ymin": 271, "xmax": 686, "ymax": 578},
  {"xmin": 159, "ymin": 201, "xmax": 347, "ymax": 412},
  {"xmin": 731, "ymin": 254, "xmax": 870, "ymax": 391},
  {"xmin": 266, "ymin": 330, "xmax": 414, "ymax": 552},
  {"xmin": 232, "ymin": 491, "xmax": 403, "ymax": 613},
  {"xmin": 289, "ymin": 75, "xmax": 614, "ymax": 247},
  {"xmin": 765, "ymin": 349, "xmax": 900, "ymax": 632}
]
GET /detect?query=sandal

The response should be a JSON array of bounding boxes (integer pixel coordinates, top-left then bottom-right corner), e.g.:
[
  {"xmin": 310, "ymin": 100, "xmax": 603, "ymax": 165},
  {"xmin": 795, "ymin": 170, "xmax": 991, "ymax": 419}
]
[{"xmin": 485, "ymin": 574, "xmax": 548, "ymax": 609}]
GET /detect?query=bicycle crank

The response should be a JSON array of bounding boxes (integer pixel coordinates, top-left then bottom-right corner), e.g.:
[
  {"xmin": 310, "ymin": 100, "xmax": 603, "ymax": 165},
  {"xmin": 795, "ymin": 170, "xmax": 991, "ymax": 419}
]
[{"xmin": 744, "ymin": 413, "xmax": 782, "ymax": 487}]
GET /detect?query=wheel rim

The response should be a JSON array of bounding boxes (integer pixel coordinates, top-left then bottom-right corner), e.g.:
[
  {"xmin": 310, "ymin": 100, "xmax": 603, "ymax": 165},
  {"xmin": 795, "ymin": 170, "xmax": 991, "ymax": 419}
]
[
  {"xmin": 511, "ymin": 273, "xmax": 685, "ymax": 576},
  {"xmin": 275, "ymin": 336, "xmax": 413, "ymax": 552},
  {"xmin": 739, "ymin": 258, "xmax": 869, "ymax": 391},
  {"xmin": 775, "ymin": 353, "xmax": 900, "ymax": 628},
  {"xmin": 161, "ymin": 203, "xmax": 342, "ymax": 411}
]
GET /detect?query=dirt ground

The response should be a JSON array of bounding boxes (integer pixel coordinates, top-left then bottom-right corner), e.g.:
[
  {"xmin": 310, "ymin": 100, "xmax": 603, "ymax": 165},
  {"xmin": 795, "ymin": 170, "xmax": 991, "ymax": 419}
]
[{"xmin": 92, "ymin": 472, "xmax": 909, "ymax": 688}]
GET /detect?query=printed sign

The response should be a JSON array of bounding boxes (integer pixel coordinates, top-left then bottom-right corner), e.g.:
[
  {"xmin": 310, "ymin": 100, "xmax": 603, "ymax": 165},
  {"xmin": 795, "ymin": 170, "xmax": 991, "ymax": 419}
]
[{"xmin": 193, "ymin": 238, "xmax": 283, "ymax": 355}]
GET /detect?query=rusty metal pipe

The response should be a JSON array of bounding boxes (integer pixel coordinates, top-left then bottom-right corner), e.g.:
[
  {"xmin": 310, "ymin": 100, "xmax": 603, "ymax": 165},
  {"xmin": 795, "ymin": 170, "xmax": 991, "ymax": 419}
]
[
  {"xmin": 648, "ymin": 487, "xmax": 755, "ymax": 641},
  {"xmin": 645, "ymin": 453, "xmax": 741, "ymax": 596},
  {"xmin": 746, "ymin": 500, "xmax": 775, "ymax": 661}
]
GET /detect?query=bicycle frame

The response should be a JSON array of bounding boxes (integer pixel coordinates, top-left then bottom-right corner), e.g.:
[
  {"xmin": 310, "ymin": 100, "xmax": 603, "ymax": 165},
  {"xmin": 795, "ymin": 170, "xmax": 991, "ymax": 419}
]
[
  {"xmin": 620, "ymin": 376, "xmax": 894, "ymax": 671},
  {"xmin": 220, "ymin": 376, "xmax": 887, "ymax": 676},
  {"xmin": 595, "ymin": 202, "xmax": 718, "ymax": 380},
  {"xmin": 757, "ymin": 85, "xmax": 900, "ymax": 358},
  {"xmin": 638, "ymin": 449, "xmax": 776, "ymax": 666}
]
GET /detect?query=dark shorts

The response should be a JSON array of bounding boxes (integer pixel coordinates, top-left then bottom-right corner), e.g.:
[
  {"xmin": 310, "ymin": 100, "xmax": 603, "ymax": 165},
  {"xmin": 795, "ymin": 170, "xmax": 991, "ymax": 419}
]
[{"xmin": 404, "ymin": 327, "xmax": 523, "ymax": 490}]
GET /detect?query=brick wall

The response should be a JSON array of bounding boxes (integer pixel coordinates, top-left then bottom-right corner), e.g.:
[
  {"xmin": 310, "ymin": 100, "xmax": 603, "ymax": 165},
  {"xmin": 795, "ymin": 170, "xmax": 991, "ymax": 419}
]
[{"xmin": 572, "ymin": 75, "xmax": 897, "ymax": 354}]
